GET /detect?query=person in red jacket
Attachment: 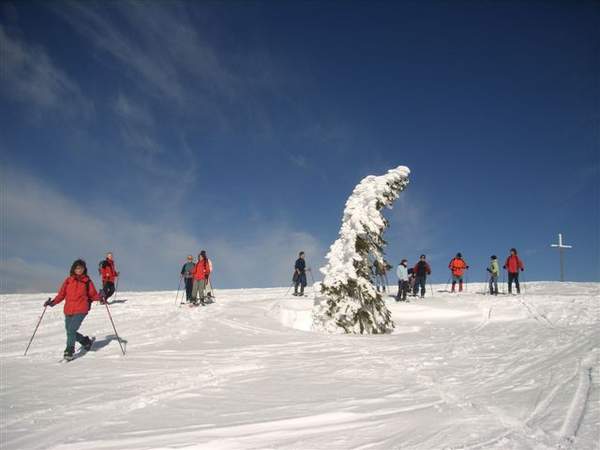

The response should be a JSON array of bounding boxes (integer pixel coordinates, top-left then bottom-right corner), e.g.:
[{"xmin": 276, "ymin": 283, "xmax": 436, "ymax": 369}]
[
  {"xmin": 448, "ymin": 252, "xmax": 469, "ymax": 293},
  {"xmin": 98, "ymin": 252, "xmax": 119, "ymax": 300},
  {"xmin": 191, "ymin": 250, "xmax": 212, "ymax": 305},
  {"xmin": 44, "ymin": 259, "xmax": 105, "ymax": 360},
  {"xmin": 503, "ymin": 248, "xmax": 525, "ymax": 294}
]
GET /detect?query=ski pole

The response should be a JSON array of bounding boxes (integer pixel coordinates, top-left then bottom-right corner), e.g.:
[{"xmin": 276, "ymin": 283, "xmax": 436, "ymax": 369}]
[
  {"xmin": 208, "ymin": 278, "xmax": 216, "ymax": 301},
  {"xmin": 174, "ymin": 276, "xmax": 182, "ymax": 306},
  {"xmin": 104, "ymin": 301, "xmax": 126, "ymax": 356},
  {"xmin": 428, "ymin": 279, "xmax": 434, "ymax": 297},
  {"xmin": 501, "ymin": 271, "xmax": 506, "ymax": 294},
  {"xmin": 444, "ymin": 276, "xmax": 451, "ymax": 292},
  {"xmin": 24, "ymin": 302, "xmax": 49, "ymax": 356},
  {"xmin": 482, "ymin": 272, "xmax": 488, "ymax": 295}
]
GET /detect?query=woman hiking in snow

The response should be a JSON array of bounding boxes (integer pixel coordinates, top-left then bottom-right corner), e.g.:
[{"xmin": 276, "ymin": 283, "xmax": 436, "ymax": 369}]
[
  {"xmin": 448, "ymin": 252, "xmax": 469, "ymax": 293},
  {"xmin": 503, "ymin": 248, "xmax": 524, "ymax": 294},
  {"xmin": 192, "ymin": 250, "xmax": 212, "ymax": 305},
  {"xmin": 44, "ymin": 259, "xmax": 105, "ymax": 360}
]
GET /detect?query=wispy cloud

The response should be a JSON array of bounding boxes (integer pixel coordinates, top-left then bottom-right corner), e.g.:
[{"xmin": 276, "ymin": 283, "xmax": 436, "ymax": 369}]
[
  {"xmin": 52, "ymin": 2, "xmax": 241, "ymax": 108},
  {"xmin": 0, "ymin": 25, "xmax": 92, "ymax": 118}
]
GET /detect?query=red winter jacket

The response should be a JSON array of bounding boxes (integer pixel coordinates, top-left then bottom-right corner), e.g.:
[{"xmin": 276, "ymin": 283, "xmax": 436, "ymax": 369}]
[
  {"xmin": 51, "ymin": 275, "xmax": 102, "ymax": 315},
  {"xmin": 100, "ymin": 259, "xmax": 118, "ymax": 283},
  {"xmin": 193, "ymin": 259, "xmax": 212, "ymax": 281},
  {"xmin": 504, "ymin": 255, "xmax": 524, "ymax": 273},
  {"xmin": 448, "ymin": 258, "xmax": 468, "ymax": 276}
]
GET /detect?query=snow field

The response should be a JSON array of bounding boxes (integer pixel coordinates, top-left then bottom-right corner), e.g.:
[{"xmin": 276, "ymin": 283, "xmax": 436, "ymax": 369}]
[{"xmin": 1, "ymin": 282, "xmax": 598, "ymax": 449}]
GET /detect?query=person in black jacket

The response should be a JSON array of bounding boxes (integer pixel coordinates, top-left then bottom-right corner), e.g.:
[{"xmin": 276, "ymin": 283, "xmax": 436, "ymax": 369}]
[
  {"xmin": 293, "ymin": 251, "xmax": 307, "ymax": 296},
  {"xmin": 412, "ymin": 254, "xmax": 432, "ymax": 298}
]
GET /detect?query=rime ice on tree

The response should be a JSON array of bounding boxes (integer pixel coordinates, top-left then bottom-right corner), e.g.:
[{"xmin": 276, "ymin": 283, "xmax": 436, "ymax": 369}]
[{"xmin": 313, "ymin": 166, "xmax": 410, "ymax": 334}]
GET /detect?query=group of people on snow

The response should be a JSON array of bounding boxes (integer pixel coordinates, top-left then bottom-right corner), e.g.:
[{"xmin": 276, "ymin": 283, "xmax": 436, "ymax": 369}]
[
  {"xmin": 394, "ymin": 254, "xmax": 432, "ymax": 300},
  {"xmin": 43, "ymin": 252, "xmax": 120, "ymax": 360},
  {"xmin": 180, "ymin": 250, "xmax": 213, "ymax": 306},
  {"xmin": 43, "ymin": 246, "xmax": 525, "ymax": 359},
  {"xmin": 387, "ymin": 249, "xmax": 525, "ymax": 302}
]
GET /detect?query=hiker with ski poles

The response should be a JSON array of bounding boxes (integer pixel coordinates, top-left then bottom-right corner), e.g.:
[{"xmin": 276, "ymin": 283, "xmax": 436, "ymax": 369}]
[
  {"xmin": 373, "ymin": 259, "xmax": 391, "ymax": 293},
  {"xmin": 98, "ymin": 252, "xmax": 119, "ymax": 301},
  {"xmin": 41, "ymin": 259, "xmax": 106, "ymax": 360},
  {"xmin": 191, "ymin": 250, "xmax": 212, "ymax": 305},
  {"xmin": 412, "ymin": 254, "xmax": 431, "ymax": 298},
  {"xmin": 180, "ymin": 255, "xmax": 195, "ymax": 304},
  {"xmin": 448, "ymin": 252, "xmax": 469, "ymax": 293},
  {"xmin": 293, "ymin": 251, "xmax": 308, "ymax": 297},
  {"xmin": 486, "ymin": 255, "xmax": 500, "ymax": 295},
  {"xmin": 503, "ymin": 248, "xmax": 525, "ymax": 294},
  {"xmin": 395, "ymin": 259, "xmax": 410, "ymax": 302}
]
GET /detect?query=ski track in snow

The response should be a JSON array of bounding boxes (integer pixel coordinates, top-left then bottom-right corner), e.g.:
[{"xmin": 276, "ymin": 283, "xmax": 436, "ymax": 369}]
[{"xmin": 1, "ymin": 282, "xmax": 599, "ymax": 449}]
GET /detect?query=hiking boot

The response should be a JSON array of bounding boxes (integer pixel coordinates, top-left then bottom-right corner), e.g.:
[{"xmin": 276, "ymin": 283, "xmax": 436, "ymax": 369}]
[{"xmin": 63, "ymin": 347, "xmax": 75, "ymax": 361}]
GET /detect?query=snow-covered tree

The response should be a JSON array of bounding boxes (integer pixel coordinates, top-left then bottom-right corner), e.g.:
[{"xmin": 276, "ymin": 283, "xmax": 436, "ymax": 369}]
[{"xmin": 313, "ymin": 166, "xmax": 410, "ymax": 334}]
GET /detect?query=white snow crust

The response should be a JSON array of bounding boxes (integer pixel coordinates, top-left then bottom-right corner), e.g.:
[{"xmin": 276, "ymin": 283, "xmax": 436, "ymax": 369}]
[{"xmin": 1, "ymin": 281, "xmax": 599, "ymax": 449}]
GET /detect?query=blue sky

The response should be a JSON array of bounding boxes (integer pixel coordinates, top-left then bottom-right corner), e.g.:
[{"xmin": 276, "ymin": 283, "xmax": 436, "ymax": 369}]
[{"xmin": 1, "ymin": 1, "xmax": 598, "ymax": 292}]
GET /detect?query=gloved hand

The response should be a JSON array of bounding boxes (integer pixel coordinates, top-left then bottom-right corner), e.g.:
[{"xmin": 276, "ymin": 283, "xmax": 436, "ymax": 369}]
[
  {"xmin": 44, "ymin": 298, "xmax": 54, "ymax": 307},
  {"xmin": 503, "ymin": 265, "xmax": 506, "ymax": 269},
  {"xmin": 486, "ymin": 268, "xmax": 491, "ymax": 273},
  {"xmin": 520, "ymin": 268, "xmax": 524, "ymax": 272},
  {"xmin": 98, "ymin": 290, "xmax": 108, "ymax": 304}
]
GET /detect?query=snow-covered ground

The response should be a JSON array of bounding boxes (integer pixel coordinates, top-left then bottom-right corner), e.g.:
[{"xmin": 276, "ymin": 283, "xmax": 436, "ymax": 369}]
[{"xmin": 1, "ymin": 282, "xmax": 599, "ymax": 449}]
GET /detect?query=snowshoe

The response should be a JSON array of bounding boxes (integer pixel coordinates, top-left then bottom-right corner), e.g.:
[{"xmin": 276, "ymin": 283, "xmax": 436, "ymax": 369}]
[{"xmin": 63, "ymin": 348, "xmax": 75, "ymax": 361}]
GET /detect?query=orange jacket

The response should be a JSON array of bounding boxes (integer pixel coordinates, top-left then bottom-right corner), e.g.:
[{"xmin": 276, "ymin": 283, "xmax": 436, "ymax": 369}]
[
  {"xmin": 193, "ymin": 259, "xmax": 212, "ymax": 280},
  {"xmin": 448, "ymin": 258, "xmax": 468, "ymax": 276}
]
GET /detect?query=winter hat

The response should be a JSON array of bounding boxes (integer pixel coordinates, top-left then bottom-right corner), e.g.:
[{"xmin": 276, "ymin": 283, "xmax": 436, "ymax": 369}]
[
  {"xmin": 70, "ymin": 259, "xmax": 88, "ymax": 276},
  {"xmin": 456, "ymin": 252, "xmax": 462, "ymax": 258},
  {"xmin": 420, "ymin": 254, "xmax": 426, "ymax": 259},
  {"xmin": 200, "ymin": 250, "xmax": 207, "ymax": 258},
  {"xmin": 510, "ymin": 248, "xmax": 517, "ymax": 254},
  {"xmin": 491, "ymin": 255, "xmax": 497, "ymax": 260},
  {"xmin": 400, "ymin": 259, "xmax": 407, "ymax": 265}
]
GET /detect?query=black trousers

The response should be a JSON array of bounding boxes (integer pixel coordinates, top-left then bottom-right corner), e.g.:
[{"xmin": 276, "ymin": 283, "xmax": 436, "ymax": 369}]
[
  {"xmin": 184, "ymin": 278, "xmax": 194, "ymax": 301},
  {"xmin": 413, "ymin": 276, "xmax": 427, "ymax": 297},
  {"xmin": 508, "ymin": 272, "xmax": 520, "ymax": 293},
  {"xmin": 103, "ymin": 281, "xmax": 115, "ymax": 299},
  {"xmin": 397, "ymin": 280, "xmax": 409, "ymax": 300}
]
